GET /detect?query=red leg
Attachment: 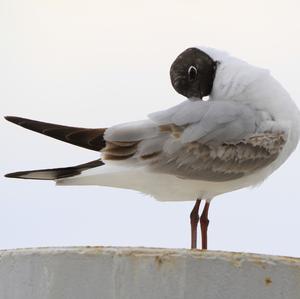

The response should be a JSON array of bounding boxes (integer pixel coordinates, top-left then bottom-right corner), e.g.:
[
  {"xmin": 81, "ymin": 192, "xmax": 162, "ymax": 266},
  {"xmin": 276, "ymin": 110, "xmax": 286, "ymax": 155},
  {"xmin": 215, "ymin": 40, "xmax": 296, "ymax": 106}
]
[
  {"xmin": 200, "ymin": 202, "xmax": 210, "ymax": 250},
  {"xmin": 190, "ymin": 199, "xmax": 201, "ymax": 249}
]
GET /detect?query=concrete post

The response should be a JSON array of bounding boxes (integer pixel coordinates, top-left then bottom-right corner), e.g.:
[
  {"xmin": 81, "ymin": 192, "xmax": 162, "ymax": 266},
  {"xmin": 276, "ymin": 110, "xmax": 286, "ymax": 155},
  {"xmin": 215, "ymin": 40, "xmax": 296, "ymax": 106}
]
[{"xmin": 0, "ymin": 247, "xmax": 299, "ymax": 299}]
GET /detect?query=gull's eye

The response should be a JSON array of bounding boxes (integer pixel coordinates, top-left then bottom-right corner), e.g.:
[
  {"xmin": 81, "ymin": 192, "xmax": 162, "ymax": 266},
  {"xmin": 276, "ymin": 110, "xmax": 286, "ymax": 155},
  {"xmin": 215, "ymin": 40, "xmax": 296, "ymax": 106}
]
[{"xmin": 188, "ymin": 66, "xmax": 197, "ymax": 81}]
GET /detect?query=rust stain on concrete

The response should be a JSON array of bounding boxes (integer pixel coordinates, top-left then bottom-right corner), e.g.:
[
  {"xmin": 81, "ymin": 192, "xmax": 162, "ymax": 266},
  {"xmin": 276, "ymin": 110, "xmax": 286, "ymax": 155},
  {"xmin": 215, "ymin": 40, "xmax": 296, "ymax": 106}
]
[{"xmin": 265, "ymin": 277, "xmax": 272, "ymax": 286}]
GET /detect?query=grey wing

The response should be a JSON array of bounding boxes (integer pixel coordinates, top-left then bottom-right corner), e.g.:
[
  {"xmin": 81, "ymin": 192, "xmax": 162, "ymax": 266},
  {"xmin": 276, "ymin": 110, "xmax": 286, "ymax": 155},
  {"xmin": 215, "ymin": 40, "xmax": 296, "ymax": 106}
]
[
  {"xmin": 103, "ymin": 101, "xmax": 287, "ymax": 181},
  {"xmin": 149, "ymin": 132, "xmax": 286, "ymax": 181},
  {"xmin": 149, "ymin": 100, "xmax": 258, "ymax": 144}
]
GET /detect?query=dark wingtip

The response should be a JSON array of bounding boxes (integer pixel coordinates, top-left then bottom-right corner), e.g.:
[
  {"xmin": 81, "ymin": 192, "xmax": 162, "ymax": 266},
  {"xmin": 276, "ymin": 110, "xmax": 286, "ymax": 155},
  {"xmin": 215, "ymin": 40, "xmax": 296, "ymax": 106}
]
[
  {"xmin": 4, "ymin": 116, "xmax": 24, "ymax": 125},
  {"xmin": 4, "ymin": 116, "xmax": 106, "ymax": 152},
  {"xmin": 4, "ymin": 116, "xmax": 13, "ymax": 121},
  {"xmin": 4, "ymin": 159, "xmax": 104, "ymax": 180},
  {"xmin": 4, "ymin": 171, "xmax": 25, "ymax": 179}
]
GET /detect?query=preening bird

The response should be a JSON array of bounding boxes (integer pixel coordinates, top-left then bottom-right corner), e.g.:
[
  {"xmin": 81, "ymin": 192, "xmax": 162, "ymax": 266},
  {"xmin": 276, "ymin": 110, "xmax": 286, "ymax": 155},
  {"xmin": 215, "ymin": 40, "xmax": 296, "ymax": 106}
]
[{"xmin": 5, "ymin": 47, "xmax": 300, "ymax": 249}]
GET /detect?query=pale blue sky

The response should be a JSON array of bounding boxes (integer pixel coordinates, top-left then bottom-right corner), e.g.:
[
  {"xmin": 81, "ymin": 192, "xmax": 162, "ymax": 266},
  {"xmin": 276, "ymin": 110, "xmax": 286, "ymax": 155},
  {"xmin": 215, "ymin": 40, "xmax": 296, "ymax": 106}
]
[{"xmin": 1, "ymin": 0, "xmax": 300, "ymax": 256}]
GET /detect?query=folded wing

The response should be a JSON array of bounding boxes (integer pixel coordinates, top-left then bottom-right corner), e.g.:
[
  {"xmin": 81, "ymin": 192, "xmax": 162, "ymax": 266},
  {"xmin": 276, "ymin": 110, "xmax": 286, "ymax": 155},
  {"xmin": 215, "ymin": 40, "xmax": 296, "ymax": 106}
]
[
  {"xmin": 103, "ymin": 100, "xmax": 287, "ymax": 182},
  {"xmin": 5, "ymin": 100, "xmax": 287, "ymax": 182}
]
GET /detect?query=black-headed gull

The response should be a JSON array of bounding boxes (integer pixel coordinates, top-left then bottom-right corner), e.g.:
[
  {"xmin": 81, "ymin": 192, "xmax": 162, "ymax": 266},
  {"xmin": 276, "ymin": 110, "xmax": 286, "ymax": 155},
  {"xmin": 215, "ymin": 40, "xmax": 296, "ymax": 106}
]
[{"xmin": 5, "ymin": 47, "xmax": 300, "ymax": 250}]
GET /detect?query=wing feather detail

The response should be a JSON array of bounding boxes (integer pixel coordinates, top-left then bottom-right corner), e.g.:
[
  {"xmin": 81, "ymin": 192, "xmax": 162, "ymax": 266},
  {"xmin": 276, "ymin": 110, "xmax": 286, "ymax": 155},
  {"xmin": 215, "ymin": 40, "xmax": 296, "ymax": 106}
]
[{"xmin": 148, "ymin": 132, "xmax": 286, "ymax": 181}]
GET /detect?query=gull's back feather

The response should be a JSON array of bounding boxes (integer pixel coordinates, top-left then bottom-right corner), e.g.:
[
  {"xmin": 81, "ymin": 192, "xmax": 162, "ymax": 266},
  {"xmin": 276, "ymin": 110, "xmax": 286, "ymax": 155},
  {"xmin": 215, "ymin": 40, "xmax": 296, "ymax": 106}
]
[{"xmin": 149, "ymin": 100, "xmax": 258, "ymax": 144}]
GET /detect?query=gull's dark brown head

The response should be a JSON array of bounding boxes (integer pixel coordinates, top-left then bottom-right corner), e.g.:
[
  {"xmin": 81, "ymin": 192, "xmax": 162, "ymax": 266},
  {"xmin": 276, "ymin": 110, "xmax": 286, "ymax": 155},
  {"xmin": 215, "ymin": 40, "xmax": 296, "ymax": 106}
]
[{"xmin": 170, "ymin": 47, "xmax": 217, "ymax": 100}]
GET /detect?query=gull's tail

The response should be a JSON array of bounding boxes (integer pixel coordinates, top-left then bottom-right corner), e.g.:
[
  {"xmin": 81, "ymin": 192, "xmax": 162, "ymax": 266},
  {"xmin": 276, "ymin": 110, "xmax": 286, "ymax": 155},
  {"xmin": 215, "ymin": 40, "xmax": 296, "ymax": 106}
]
[{"xmin": 5, "ymin": 159, "xmax": 104, "ymax": 180}]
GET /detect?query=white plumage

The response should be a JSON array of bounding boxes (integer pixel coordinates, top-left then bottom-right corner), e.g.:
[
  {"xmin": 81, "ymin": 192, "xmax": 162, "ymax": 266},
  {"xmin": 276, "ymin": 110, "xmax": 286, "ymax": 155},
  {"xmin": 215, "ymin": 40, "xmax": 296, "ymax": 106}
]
[{"xmin": 57, "ymin": 47, "xmax": 300, "ymax": 202}]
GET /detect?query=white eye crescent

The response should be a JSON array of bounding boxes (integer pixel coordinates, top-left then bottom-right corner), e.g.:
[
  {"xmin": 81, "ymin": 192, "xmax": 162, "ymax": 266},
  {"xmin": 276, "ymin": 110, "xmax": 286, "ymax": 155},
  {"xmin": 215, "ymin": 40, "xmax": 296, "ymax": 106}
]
[{"xmin": 188, "ymin": 66, "xmax": 197, "ymax": 81}]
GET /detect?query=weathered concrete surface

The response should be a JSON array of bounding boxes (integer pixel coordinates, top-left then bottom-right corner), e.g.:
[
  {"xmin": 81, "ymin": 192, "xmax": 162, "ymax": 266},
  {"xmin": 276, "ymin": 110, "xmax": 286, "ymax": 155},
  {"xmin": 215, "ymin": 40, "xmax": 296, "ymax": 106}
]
[{"xmin": 0, "ymin": 247, "xmax": 299, "ymax": 299}]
